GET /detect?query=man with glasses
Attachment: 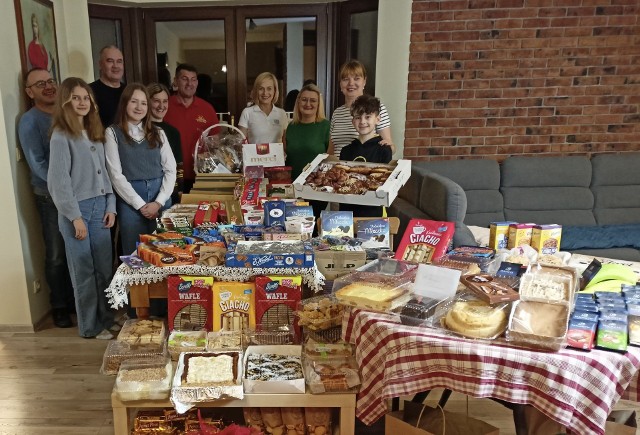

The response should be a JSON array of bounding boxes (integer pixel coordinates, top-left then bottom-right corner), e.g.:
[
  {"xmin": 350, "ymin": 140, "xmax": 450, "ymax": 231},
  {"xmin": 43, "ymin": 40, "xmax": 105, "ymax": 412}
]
[
  {"xmin": 90, "ymin": 45, "xmax": 125, "ymax": 127},
  {"xmin": 18, "ymin": 68, "xmax": 74, "ymax": 328},
  {"xmin": 164, "ymin": 63, "xmax": 219, "ymax": 193}
]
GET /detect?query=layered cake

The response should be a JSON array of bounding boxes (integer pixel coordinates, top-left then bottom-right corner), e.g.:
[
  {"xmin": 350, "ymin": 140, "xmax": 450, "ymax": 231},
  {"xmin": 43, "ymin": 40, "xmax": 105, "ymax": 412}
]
[
  {"xmin": 245, "ymin": 353, "xmax": 303, "ymax": 381},
  {"xmin": 182, "ymin": 352, "xmax": 239, "ymax": 386},
  {"xmin": 335, "ymin": 282, "xmax": 411, "ymax": 311}
]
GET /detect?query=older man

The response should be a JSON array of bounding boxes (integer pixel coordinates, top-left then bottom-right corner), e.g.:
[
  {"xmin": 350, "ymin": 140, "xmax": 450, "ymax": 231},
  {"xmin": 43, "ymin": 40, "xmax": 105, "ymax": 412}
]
[
  {"xmin": 164, "ymin": 63, "xmax": 219, "ymax": 193},
  {"xmin": 90, "ymin": 45, "xmax": 124, "ymax": 127},
  {"xmin": 18, "ymin": 68, "xmax": 74, "ymax": 328}
]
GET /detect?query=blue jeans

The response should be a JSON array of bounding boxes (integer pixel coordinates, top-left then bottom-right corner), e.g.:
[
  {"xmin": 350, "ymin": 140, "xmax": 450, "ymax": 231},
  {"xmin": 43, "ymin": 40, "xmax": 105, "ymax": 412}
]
[
  {"xmin": 34, "ymin": 194, "xmax": 74, "ymax": 309},
  {"xmin": 59, "ymin": 196, "xmax": 115, "ymax": 337},
  {"xmin": 117, "ymin": 177, "xmax": 171, "ymax": 256}
]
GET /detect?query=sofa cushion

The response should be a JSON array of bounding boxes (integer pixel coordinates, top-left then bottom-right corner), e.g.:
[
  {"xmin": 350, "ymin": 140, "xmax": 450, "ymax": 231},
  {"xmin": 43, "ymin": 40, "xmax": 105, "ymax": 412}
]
[
  {"xmin": 397, "ymin": 165, "xmax": 426, "ymax": 206},
  {"xmin": 413, "ymin": 160, "xmax": 504, "ymax": 227},
  {"xmin": 561, "ymin": 224, "xmax": 640, "ymax": 250},
  {"xmin": 591, "ymin": 153, "xmax": 640, "ymax": 225},
  {"xmin": 501, "ymin": 156, "xmax": 597, "ymax": 226}
]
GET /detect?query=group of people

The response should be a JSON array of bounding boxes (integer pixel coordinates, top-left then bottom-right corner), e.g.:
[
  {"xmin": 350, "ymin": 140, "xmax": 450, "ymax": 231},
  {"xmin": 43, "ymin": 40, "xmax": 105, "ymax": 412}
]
[{"xmin": 18, "ymin": 41, "xmax": 394, "ymax": 339}]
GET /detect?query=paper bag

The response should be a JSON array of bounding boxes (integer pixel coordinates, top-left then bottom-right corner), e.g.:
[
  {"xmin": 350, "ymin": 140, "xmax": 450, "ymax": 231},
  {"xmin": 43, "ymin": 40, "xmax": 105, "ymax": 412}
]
[{"xmin": 385, "ymin": 401, "xmax": 499, "ymax": 435}]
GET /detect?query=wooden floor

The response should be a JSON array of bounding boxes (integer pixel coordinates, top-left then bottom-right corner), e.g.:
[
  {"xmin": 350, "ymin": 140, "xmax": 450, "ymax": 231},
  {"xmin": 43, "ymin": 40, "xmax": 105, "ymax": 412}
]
[{"xmin": 1, "ymin": 315, "xmax": 638, "ymax": 434}]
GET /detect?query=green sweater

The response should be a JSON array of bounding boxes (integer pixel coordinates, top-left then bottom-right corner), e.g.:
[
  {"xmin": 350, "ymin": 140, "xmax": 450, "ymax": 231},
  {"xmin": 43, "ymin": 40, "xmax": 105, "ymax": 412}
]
[{"xmin": 285, "ymin": 119, "xmax": 330, "ymax": 180}]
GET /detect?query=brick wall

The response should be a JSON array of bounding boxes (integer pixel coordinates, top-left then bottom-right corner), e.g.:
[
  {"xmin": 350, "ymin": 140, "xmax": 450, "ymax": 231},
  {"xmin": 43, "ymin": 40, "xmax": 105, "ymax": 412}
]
[{"xmin": 405, "ymin": 0, "xmax": 640, "ymax": 160}]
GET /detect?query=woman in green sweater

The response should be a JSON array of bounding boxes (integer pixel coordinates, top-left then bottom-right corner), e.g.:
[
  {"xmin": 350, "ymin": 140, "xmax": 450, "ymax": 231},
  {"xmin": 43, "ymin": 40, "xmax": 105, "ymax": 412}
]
[{"xmin": 284, "ymin": 83, "xmax": 329, "ymax": 217}]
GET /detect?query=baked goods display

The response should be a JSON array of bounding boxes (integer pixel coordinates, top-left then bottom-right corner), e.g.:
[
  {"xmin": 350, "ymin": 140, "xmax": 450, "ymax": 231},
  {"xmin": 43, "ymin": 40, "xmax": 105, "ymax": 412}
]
[
  {"xmin": 115, "ymin": 356, "xmax": 172, "ymax": 401},
  {"xmin": 304, "ymin": 162, "xmax": 393, "ymax": 195},
  {"xmin": 101, "ymin": 339, "xmax": 167, "ymax": 375},
  {"xmin": 245, "ymin": 353, "xmax": 303, "ymax": 381},
  {"xmin": 439, "ymin": 297, "xmax": 509, "ymax": 339},
  {"xmin": 167, "ymin": 330, "xmax": 207, "ymax": 360},
  {"xmin": 118, "ymin": 319, "xmax": 166, "ymax": 345},
  {"xmin": 518, "ymin": 267, "xmax": 574, "ymax": 303},
  {"xmin": 395, "ymin": 298, "xmax": 439, "ymax": 327},
  {"xmin": 304, "ymin": 357, "xmax": 361, "ymax": 394},
  {"xmin": 206, "ymin": 330, "xmax": 243, "ymax": 351},
  {"xmin": 295, "ymin": 295, "xmax": 343, "ymax": 331},
  {"xmin": 335, "ymin": 281, "xmax": 412, "ymax": 311}
]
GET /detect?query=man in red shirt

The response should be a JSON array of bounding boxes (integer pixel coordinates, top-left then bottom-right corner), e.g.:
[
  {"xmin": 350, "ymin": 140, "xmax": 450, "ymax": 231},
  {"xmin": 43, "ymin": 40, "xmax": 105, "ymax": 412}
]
[{"xmin": 164, "ymin": 63, "xmax": 219, "ymax": 193}]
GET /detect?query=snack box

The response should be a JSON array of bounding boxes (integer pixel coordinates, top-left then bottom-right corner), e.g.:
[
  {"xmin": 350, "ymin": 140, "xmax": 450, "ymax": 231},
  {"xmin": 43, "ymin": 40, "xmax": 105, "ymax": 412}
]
[
  {"xmin": 395, "ymin": 219, "xmax": 455, "ymax": 264},
  {"xmin": 489, "ymin": 222, "xmax": 517, "ymax": 250},
  {"xmin": 314, "ymin": 250, "xmax": 367, "ymax": 281},
  {"xmin": 225, "ymin": 240, "xmax": 315, "ymax": 268},
  {"xmin": 242, "ymin": 345, "xmax": 305, "ymax": 394},
  {"xmin": 212, "ymin": 281, "xmax": 256, "ymax": 332},
  {"xmin": 531, "ymin": 224, "xmax": 562, "ymax": 255},
  {"xmin": 167, "ymin": 275, "xmax": 214, "ymax": 332},
  {"xmin": 115, "ymin": 356, "xmax": 173, "ymax": 401},
  {"xmin": 181, "ymin": 193, "xmax": 244, "ymax": 225},
  {"xmin": 293, "ymin": 154, "xmax": 411, "ymax": 207},
  {"xmin": 320, "ymin": 211, "xmax": 354, "ymax": 238},
  {"xmin": 507, "ymin": 223, "xmax": 535, "ymax": 249},
  {"xmin": 460, "ymin": 273, "xmax": 520, "ymax": 304}
]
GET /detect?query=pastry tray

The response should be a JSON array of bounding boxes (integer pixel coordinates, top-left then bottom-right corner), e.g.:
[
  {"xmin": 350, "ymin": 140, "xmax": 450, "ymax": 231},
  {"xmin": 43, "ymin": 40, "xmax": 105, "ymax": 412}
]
[
  {"xmin": 171, "ymin": 351, "xmax": 244, "ymax": 403},
  {"xmin": 115, "ymin": 356, "xmax": 173, "ymax": 401}
]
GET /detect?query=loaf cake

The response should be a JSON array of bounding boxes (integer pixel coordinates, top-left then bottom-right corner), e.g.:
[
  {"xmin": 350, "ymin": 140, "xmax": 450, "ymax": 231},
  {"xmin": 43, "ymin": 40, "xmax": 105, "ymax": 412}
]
[{"xmin": 335, "ymin": 282, "xmax": 411, "ymax": 311}]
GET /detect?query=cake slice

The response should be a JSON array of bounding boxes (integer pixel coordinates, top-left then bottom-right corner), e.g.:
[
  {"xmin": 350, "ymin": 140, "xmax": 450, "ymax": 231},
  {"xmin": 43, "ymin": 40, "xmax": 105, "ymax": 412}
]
[
  {"xmin": 182, "ymin": 352, "xmax": 239, "ymax": 386},
  {"xmin": 335, "ymin": 282, "xmax": 411, "ymax": 311}
]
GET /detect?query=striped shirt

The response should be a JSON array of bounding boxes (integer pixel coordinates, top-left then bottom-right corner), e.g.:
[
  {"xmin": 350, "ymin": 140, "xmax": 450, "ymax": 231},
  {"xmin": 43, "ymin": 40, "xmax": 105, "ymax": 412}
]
[{"xmin": 329, "ymin": 103, "xmax": 391, "ymax": 157}]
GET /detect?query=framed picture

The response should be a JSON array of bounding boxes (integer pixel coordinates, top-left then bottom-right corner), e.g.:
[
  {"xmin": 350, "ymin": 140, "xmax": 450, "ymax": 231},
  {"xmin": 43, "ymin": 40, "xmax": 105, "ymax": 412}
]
[{"xmin": 14, "ymin": 0, "xmax": 60, "ymax": 82}]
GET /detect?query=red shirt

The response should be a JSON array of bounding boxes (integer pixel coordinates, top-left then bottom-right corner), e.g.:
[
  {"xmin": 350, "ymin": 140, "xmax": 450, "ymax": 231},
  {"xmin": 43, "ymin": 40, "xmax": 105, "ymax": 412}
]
[{"xmin": 164, "ymin": 95, "xmax": 219, "ymax": 181}]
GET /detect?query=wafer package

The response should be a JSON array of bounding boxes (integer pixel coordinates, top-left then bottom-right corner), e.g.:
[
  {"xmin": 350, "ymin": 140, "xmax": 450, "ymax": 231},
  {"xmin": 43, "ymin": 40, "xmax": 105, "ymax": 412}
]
[
  {"xmin": 212, "ymin": 281, "xmax": 256, "ymax": 332},
  {"xmin": 394, "ymin": 219, "xmax": 454, "ymax": 264},
  {"xmin": 255, "ymin": 276, "xmax": 302, "ymax": 334},
  {"xmin": 167, "ymin": 275, "xmax": 214, "ymax": 331}
]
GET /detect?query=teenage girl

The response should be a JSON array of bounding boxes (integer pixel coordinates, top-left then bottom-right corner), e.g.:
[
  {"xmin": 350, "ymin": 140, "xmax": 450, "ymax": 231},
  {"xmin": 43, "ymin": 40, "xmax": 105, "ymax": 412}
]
[
  {"xmin": 238, "ymin": 72, "xmax": 288, "ymax": 143},
  {"xmin": 48, "ymin": 77, "xmax": 116, "ymax": 339},
  {"xmin": 104, "ymin": 83, "xmax": 177, "ymax": 257}
]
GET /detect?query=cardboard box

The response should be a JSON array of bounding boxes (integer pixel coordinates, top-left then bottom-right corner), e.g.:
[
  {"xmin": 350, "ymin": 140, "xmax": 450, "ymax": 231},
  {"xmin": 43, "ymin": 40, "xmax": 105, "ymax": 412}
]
[
  {"xmin": 167, "ymin": 275, "xmax": 214, "ymax": 331},
  {"xmin": 314, "ymin": 250, "xmax": 367, "ymax": 281},
  {"xmin": 531, "ymin": 224, "xmax": 562, "ymax": 255},
  {"xmin": 225, "ymin": 240, "xmax": 315, "ymax": 268},
  {"xmin": 181, "ymin": 193, "xmax": 243, "ymax": 225},
  {"xmin": 489, "ymin": 221, "xmax": 517, "ymax": 250},
  {"xmin": 292, "ymin": 154, "xmax": 411, "ymax": 207},
  {"xmin": 317, "ymin": 216, "xmax": 400, "ymax": 249},
  {"xmin": 242, "ymin": 143, "xmax": 285, "ymax": 170},
  {"xmin": 212, "ymin": 281, "xmax": 256, "ymax": 332},
  {"xmin": 243, "ymin": 345, "xmax": 305, "ymax": 394},
  {"xmin": 507, "ymin": 223, "xmax": 535, "ymax": 249},
  {"xmin": 192, "ymin": 173, "xmax": 241, "ymax": 194}
]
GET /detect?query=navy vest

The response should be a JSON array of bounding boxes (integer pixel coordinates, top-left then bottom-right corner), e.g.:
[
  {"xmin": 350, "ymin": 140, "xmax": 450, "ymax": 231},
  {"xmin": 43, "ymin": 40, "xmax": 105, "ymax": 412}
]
[{"xmin": 112, "ymin": 126, "xmax": 163, "ymax": 181}]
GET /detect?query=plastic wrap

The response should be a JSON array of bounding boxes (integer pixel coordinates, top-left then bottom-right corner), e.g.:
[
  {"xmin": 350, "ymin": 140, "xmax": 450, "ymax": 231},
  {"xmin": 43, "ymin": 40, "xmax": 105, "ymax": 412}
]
[
  {"xmin": 295, "ymin": 295, "xmax": 343, "ymax": 331},
  {"xmin": 506, "ymin": 300, "xmax": 570, "ymax": 351},
  {"xmin": 303, "ymin": 356, "xmax": 361, "ymax": 394},
  {"xmin": 392, "ymin": 298, "xmax": 439, "ymax": 327},
  {"xmin": 519, "ymin": 265, "xmax": 576, "ymax": 304},
  {"xmin": 117, "ymin": 318, "xmax": 166, "ymax": 345},
  {"xmin": 244, "ymin": 325, "xmax": 298, "ymax": 346},
  {"xmin": 206, "ymin": 330, "xmax": 244, "ymax": 351},
  {"xmin": 100, "ymin": 339, "xmax": 167, "ymax": 375}
]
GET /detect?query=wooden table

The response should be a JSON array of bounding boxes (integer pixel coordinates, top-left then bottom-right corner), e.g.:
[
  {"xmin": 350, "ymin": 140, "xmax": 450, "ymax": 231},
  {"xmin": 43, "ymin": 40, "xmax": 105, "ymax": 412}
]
[
  {"xmin": 128, "ymin": 280, "xmax": 168, "ymax": 318},
  {"xmin": 111, "ymin": 388, "xmax": 356, "ymax": 434}
]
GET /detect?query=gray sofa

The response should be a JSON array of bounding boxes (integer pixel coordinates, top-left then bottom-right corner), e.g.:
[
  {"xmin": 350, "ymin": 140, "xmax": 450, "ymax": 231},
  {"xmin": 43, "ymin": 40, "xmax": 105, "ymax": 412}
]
[{"xmin": 388, "ymin": 153, "xmax": 640, "ymax": 261}]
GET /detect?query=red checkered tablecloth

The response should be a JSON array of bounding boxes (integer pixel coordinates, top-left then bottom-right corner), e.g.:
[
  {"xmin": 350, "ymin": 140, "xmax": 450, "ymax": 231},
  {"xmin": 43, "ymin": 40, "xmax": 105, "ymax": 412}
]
[{"xmin": 343, "ymin": 309, "xmax": 640, "ymax": 435}]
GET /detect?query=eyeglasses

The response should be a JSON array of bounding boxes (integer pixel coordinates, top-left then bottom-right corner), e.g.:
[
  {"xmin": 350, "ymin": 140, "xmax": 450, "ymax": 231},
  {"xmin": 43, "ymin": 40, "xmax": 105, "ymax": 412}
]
[
  {"xmin": 300, "ymin": 97, "xmax": 318, "ymax": 104},
  {"xmin": 27, "ymin": 79, "xmax": 56, "ymax": 89}
]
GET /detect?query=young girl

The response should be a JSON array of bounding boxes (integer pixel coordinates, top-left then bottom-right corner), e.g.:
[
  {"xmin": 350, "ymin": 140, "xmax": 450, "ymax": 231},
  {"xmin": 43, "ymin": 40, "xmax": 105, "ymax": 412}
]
[
  {"xmin": 48, "ymin": 77, "xmax": 116, "ymax": 339},
  {"xmin": 105, "ymin": 83, "xmax": 177, "ymax": 257},
  {"xmin": 238, "ymin": 72, "xmax": 288, "ymax": 143}
]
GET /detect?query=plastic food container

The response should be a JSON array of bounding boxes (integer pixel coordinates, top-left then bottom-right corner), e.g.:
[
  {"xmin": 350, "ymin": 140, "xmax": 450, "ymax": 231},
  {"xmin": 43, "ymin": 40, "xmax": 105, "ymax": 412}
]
[
  {"xmin": 295, "ymin": 295, "xmax": 343, "ymax": 331},
  {"xmin": 303, "ymin": 356, "xmax": 361, "ymax": 394},
  {"xmin": 115, "ymin": 356, "xmax": 172, "ymax": 401},
  {"xmin": 206, "ymin": 330, "xmax": 244, "ymax": 351},
  {"xmin": 101, "ymin": 339, "xmax": 167, "ymax": 375},
  {"xmin": 244, "ymin": 325, "xmax": 298, "ymax": 346},
  {"xmin": 506, "ymin": 300, "xmax": 569, "ymax": 351},
  {"xmin": 167, "ymin": 330, "xmax": 207, "ymax": 361},
  {"xmin": 117, "ymin": 318, "xmax": 166, "ymax": 346}
]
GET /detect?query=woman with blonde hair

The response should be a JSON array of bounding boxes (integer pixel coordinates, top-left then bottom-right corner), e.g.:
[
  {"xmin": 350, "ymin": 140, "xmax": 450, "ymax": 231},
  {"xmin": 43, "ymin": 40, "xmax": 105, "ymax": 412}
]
[
  {"xmin": 238, "ymin": 72, "xmax": 288, "ymax": 143},
  {"xmin": 104, "ymin": 83, "xmax": 176, "ymax": 257},
  {"xmin": 284, "ymin": 83, "xmax": 330, "ymax": 217},
  {"xmin": 47, "ymin": 77, "xmax": 117, "ymax": 339}
]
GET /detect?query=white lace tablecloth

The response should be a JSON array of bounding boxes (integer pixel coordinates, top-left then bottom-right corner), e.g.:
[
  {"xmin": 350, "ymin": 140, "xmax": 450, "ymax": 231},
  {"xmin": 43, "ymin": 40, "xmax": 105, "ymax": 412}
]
[{"xmin": 106, "ymin": 263, "xmax": 326, "ymax": 309}]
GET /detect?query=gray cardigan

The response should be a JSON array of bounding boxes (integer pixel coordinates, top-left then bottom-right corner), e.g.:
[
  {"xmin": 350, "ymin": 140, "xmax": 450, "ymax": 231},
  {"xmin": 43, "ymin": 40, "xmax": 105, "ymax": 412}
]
[{"xmin": 48, "ymin": 129, "xmax": 116, "ymax": 222}]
